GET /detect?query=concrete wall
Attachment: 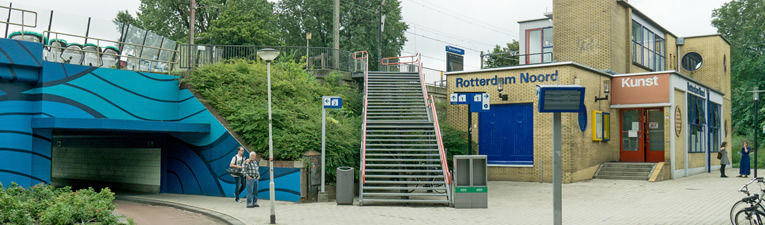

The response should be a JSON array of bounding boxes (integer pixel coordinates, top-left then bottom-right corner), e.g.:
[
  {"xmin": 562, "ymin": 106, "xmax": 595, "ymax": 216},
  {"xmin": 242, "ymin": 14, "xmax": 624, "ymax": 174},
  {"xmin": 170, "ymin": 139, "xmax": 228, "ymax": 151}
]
[{"xmin": 52, "ymin": 147, "xmax": 161, "ymax": 192}]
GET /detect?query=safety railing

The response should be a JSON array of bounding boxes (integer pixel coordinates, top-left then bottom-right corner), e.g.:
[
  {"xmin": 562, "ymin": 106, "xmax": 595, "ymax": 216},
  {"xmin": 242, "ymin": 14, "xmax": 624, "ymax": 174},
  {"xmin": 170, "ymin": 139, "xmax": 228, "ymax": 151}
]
[
  {"xmin": 380, "ymin": 53, "xmax": 420, "ymax": 72},
  {"xmin": 0, "ymin": 4, "xmax": 38, "ymax": 31},
  {"xmin": 427, "ymin": 95, "xmax": 452, "ymax": 185},
  {"xmin": 43, "ymin": 31, "xmax": 179, "ymax": 73},
  {"xmin": 355, "ymin": 51, "xmax": 369, "ymax": 187},
  {"xmin": 480, "ymin": 51, "xmax": 554, "ymax": 69},
  {"xmin": 178, "ymin": 44, "xmax": 356, "ymax": 72}
]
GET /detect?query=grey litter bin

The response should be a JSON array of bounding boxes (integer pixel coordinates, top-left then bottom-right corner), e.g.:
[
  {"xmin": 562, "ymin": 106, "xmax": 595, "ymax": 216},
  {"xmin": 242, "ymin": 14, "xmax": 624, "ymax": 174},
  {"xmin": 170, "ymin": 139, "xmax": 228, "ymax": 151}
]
[{"xmin": 336, "ymin": 167, "xmax": 354, "ymax": 205}]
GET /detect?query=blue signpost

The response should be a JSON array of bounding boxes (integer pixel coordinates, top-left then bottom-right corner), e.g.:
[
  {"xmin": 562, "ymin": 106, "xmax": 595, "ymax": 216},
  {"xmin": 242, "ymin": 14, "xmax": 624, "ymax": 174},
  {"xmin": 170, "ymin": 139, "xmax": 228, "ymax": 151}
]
[
  {"xmin": 320, "ymin": 96, "xmax": 341, "ymax": 201},
  {"xmin": 451, "ymin": 92, "xmax": 490, "ymax": 155}
]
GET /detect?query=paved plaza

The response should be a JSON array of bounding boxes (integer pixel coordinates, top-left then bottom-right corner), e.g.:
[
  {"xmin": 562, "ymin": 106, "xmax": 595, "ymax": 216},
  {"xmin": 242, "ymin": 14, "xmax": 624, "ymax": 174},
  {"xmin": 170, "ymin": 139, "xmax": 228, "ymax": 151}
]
[{"xmin": 120, "ymin": 170, "xmax": 762, "ymax": 225}]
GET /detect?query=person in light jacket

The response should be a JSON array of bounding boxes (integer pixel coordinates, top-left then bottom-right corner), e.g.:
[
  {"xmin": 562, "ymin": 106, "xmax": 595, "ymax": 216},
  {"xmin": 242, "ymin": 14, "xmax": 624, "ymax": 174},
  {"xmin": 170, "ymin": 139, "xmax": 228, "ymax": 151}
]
[{"xmin": 720, "ymin": 141, "xmax": 729, "ymax": 178}]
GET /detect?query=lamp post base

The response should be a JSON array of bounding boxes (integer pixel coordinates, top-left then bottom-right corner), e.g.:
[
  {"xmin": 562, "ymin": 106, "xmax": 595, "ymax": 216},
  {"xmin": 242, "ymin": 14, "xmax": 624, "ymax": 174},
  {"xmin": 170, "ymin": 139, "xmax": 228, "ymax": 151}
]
[
  {"xmin": 318, "ymin": 192, "xmax": 329, "ymax": 202},
  {"xmin": 270, "ymin": 215, "xmax": 276, "ymax": 224}
]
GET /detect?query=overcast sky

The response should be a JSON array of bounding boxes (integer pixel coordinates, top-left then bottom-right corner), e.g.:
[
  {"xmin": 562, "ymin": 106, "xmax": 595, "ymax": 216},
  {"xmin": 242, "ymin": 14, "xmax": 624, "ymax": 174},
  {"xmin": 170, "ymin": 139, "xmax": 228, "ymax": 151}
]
[{"xmin": 3, "ymin": 0, "xmax": 730, "ymax": 83}]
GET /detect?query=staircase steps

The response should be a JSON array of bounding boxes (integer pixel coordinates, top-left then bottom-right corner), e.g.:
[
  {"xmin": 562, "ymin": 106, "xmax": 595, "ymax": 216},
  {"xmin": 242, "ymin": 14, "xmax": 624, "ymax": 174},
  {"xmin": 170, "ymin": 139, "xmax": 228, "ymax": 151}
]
[
  {"xmin": 359, "ymin": 71, "xmax": 450, "ymax": 206},
  {"xmin": 594, "ymin": 162, "xmax": 656, "ymax": 181}
]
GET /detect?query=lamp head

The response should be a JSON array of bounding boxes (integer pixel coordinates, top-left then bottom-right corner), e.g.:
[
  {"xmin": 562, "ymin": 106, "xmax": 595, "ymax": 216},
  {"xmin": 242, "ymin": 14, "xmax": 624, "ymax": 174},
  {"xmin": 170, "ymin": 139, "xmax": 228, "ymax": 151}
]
[
  {"xmin": 603, "ymin": 81, "xmax": 610, "ymax": 94},
  {"xmin": 257, "ymin": 48, "xmax": 280, "ymax": 62}
]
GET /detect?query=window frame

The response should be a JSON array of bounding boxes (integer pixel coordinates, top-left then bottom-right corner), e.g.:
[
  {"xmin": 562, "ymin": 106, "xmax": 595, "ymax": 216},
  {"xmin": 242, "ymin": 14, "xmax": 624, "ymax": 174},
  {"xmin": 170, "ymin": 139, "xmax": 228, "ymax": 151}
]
[
  {"xmin": 632, "ymin": 20, "xmax": 666, "ymax": 71},
  {"xmin": 688, "ymin": 94, "xmax": 706, "ymax": 153},
  {"xmin": 525, "ymin": 26, "xmax": 553, "ymax": 64}
]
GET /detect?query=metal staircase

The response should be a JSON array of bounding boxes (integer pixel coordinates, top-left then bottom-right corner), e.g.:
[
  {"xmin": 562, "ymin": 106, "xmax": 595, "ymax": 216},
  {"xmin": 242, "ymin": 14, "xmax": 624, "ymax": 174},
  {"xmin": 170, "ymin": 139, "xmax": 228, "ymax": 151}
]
[{"xmin": 357, "ymin": 53, "xmax": 452, "ymax": 206}]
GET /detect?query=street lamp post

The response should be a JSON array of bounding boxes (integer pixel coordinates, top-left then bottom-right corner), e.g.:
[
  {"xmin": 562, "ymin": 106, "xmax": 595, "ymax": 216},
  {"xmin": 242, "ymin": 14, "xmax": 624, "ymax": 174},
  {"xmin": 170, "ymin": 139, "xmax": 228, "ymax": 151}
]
[
  {"xmin": 257, "ymin": 48, "xmax": 280, "ymax": 225},
  {"xmin": 755, "ymin": 87, "xmax": 760, "ymax": 177}
]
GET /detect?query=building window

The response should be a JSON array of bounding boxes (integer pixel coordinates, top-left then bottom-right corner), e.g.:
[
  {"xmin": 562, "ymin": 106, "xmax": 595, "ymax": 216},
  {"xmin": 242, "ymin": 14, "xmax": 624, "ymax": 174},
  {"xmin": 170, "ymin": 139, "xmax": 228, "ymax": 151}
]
[
  {"xmin": 709, "ymin": 103, "xmax": 721, "ymax": 152},
  {"xmin": 723, "ymin": 55, "xmax": 727, "ymax": 72},
  {"xmin": 682, "ymin": 52, "xmax": 703, "ymax": 71},
  {"xmin": 526, "ymin": 27, "xmax": 553, "ymax": 64},
  {"xmin": 632, "ymin": 20, "xmax": 665, "ymax": 71},
  {"xmin": 688, "ymin": 94, "xmax": 706, "ymax": 153},
  {"xmin": 592, "ymin": 111, "xmax": 610, "ymax": 141}
]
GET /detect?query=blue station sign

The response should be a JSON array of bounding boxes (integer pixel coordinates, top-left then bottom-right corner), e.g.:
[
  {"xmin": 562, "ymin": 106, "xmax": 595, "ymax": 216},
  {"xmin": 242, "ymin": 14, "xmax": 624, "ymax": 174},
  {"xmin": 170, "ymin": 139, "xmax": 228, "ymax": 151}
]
[{"xmin": 446, "ymin": 46, "xmax": 465, "ymax": 55}]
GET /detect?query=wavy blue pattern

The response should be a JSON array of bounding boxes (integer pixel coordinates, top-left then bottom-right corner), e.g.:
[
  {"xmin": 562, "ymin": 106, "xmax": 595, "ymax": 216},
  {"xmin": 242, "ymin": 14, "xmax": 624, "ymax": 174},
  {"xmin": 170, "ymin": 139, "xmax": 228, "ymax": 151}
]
[{"xmin": 0, "ymin": 39, "xmax": 301, "ymax": 201}]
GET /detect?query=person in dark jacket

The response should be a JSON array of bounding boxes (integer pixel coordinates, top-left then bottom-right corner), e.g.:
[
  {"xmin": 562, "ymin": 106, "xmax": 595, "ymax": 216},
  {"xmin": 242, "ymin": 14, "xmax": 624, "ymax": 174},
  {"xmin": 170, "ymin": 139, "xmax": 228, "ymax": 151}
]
[{"xmin": 720, "ymin": 141, "xmax": 729, "ymax": 177}]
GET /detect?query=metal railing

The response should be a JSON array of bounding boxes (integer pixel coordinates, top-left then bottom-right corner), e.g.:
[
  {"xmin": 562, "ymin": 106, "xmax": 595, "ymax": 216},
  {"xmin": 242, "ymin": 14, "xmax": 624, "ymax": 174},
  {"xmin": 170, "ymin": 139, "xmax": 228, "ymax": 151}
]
[
  {"xmin": 355, "ymin": 51, "xmax": 369, "ymax": 202},
  {"xmin": 43, "ymin": 31, "xmax": 179, "ymax": 73},
  {"xmin": 480, "ymin": 51, "xmax": 555, "ymax": 69},
  {"xmin": 179, "ymin": 44, "xmax": 357, "ymax": 72},
  {"xmin": 380, "ymin": 54, "xmax": 420, "ymax": 72},
  {"xmin": 0, "ymin": 4, "xmax": 37, "ymax": 32}
]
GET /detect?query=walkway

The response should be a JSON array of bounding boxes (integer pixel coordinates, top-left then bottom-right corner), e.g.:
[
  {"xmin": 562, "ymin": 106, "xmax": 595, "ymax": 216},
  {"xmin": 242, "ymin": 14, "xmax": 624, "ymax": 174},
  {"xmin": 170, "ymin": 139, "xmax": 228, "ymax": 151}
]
[{"xmin": 122, "ymin": 169, "xmax": 759, "ymax": 225}]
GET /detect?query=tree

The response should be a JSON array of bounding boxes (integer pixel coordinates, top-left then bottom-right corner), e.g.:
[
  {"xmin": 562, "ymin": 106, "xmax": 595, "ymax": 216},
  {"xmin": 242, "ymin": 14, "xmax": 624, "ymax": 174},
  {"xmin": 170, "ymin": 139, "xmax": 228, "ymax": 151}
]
[
  {"xmin": 482, "ymin": 40, "xmax": 520, "ymax": 69},
  {"xmin": 201, "ymin": 0, "xmax": 281, "ymax": 46},
  {"xmin": 711, "ymin": 0, "xmax": 765, "ymax": 136},
  {"xmin": 112, "ymin": 0, "xmax": 233, "ymax": 42},
  {"xmin": 276, "ymin": 0, "xmax": 408, "ymax": 71}
]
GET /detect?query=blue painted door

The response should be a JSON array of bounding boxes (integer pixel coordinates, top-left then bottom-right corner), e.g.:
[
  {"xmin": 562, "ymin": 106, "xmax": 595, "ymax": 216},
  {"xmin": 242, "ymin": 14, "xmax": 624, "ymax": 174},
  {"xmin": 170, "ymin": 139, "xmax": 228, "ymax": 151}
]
[{"xmin": 479, "ymin": 103, "xmax": 534, "ymax": 165}]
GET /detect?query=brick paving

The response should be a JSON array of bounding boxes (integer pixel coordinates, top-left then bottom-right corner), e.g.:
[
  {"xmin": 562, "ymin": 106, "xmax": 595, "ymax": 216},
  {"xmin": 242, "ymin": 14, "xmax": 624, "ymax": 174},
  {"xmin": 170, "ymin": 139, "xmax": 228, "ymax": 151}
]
[{"xmin": 122, "ymin": 170, "xmax": 762, "ymax": 225}]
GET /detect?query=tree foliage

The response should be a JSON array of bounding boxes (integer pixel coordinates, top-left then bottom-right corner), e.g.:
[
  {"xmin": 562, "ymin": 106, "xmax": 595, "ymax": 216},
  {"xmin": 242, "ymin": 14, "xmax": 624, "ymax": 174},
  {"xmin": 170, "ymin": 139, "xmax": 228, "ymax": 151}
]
[
  {"xmin": 712, "ymin": 0, "xmax": 765, "ymax": 136},
  {"xmin": 188, "ymin": 60, "xmax": 362, "ymax": 181},
  {"xmin": 276, "ymin": 0, "xmax": 408, "ymax": 71},
  {"xmin": 112, "ymin": 0, "xmax": 280, "ymax": 44},
  {"xmin": 482, "ymin": 40, "xmax": 520, "ymax": 69}
]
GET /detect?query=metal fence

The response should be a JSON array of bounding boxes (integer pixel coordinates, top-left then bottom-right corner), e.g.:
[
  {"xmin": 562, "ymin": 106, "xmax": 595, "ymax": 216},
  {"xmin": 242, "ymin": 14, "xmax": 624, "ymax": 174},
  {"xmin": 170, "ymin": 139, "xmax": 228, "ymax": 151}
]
[
  {"xmin": 480, "ymin": 51, "xmax": 554, "ymax": 69},
  {"xmin": 178, "ymin": 45, "xmax": 357, "ymax": 72}
]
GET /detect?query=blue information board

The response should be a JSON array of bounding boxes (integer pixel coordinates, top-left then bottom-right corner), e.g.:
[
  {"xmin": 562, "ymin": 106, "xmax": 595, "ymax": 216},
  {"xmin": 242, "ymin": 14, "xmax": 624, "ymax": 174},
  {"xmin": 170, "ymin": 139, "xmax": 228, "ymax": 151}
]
[
  {"xmin": 450, "ymin": 92, "xmax": 489, "ymax": 112},
  {"xmin": 323, "ymin": 96, "xmax": 342, "ymax": 108}
]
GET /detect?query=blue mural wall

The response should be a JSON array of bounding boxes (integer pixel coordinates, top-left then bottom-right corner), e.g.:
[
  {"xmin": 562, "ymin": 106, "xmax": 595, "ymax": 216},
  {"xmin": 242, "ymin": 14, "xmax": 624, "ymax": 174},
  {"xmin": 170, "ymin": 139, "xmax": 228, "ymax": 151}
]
[{"xmin": 0, "ymin": 39, "xmax": 300, "ymax": 202}]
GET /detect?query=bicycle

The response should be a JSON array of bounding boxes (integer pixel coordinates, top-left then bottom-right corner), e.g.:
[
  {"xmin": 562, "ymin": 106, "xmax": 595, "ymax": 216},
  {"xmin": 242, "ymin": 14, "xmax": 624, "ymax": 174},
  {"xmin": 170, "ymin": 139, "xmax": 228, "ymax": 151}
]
[
  {"xmin": 732, "ymin": 177, "xmax": 765, "ymax": 225},
  {"xmin": 734, "ymin": 194, "xmax": 765, "ymax": 225}
]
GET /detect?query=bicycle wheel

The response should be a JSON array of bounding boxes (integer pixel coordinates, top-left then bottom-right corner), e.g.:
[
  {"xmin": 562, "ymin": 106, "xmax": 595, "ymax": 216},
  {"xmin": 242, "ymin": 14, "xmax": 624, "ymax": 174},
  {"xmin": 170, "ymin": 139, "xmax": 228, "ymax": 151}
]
[
  {"xmin": 734, "ymin": 209, "xmax": 754, "ymax": 225},
  {"xmin": 733, "ymin": 200, "xmax": 749, "ymax": 224},
  {"xmin": 733, "ymin": 200, "xmax": 765, "ymax": 225}
]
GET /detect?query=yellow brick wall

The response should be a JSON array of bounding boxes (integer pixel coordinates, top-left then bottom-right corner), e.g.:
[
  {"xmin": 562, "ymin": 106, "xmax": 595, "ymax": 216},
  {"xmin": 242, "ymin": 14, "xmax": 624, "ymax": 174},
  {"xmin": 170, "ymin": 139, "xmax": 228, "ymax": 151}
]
[
  {"xmin": 446, "ymin": 65, "xmax": 619, "ymax": 183},
  {"xmin": 553, "ymin": 0, "xmax": 613, "ymax": 71},
  {"xmin": 689, "ymin": 153, "xmax": 706, "ymax": 168},
  {"xmin": 674, "ymin": 90, "xmax": 686, "ymax": 170},
  {"xmin": 679, "ymin": 36, "xmax": 729, "ymax": 91},
  {"xmin": 610, "ymin": 3, "xmax": 630, "ymax": 74},
  {"xmin": 665, "ymin": 35, "xmax": 678, "ymax": 71}
]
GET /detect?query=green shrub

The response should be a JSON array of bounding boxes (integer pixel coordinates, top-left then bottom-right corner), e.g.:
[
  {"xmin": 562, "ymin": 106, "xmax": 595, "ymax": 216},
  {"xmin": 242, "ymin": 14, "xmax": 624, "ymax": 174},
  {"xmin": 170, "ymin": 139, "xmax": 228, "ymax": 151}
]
[
  {"xmin": 189, "ymin": 60, "xmax": 362, "ymax": 182},
  {"xmin": 0, "ymin": 183, "xmax": 117, "ymax": 225}
]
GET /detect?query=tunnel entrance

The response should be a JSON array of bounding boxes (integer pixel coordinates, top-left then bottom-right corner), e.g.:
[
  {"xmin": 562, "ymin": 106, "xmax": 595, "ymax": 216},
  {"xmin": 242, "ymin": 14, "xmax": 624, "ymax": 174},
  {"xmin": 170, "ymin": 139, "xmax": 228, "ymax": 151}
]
[{"xmin": 51, "ymin": 133, "xmax": 163, "ymax": 194}]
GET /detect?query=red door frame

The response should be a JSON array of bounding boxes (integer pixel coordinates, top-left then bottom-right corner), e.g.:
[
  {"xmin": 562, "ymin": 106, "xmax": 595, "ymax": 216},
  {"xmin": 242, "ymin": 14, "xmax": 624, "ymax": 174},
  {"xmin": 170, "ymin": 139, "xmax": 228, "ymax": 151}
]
[
  {"xmin": 644, "ymin": 108, "xmax": 665, "ymax": 162},
  {"xmin": 620, "ymin": 108, "xmax": 666, "ymax": 162},
  {"xmin": 525, "ymin": 28, "xmax": 544, "ymax": 64},
  {"xmin": 620, "ymin": 109, "xmax": 644, "ymax": 162}
]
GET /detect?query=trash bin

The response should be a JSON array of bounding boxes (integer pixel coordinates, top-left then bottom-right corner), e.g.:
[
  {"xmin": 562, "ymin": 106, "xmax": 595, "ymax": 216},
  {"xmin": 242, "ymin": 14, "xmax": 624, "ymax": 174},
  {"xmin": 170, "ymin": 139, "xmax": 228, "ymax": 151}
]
[{"xmin": 336, "ymin": 167, "xmax": 354, "ymax": 205}]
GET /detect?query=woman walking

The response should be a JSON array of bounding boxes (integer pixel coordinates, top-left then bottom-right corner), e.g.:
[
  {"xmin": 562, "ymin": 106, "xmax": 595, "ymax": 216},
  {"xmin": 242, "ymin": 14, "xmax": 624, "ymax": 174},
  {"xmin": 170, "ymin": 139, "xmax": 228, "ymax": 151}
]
[
  {"xmin": 719, "ymin": 141, "xmax": 728, "ymax": 177},
  {"xmin": 738, "ymin": 141, "xmax": 752, "ymax": 178}
]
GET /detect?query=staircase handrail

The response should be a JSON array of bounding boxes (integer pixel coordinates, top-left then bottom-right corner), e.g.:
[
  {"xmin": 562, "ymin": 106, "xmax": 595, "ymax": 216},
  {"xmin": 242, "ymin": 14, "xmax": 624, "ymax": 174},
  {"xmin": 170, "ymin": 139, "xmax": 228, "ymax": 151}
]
[
  {"xmin": 354, "ymin": 51, "xmax": 369, "ymax": 184},
  {"xmin": 427, "ymin": 95, "xmax": 452, "ymax": 184}
]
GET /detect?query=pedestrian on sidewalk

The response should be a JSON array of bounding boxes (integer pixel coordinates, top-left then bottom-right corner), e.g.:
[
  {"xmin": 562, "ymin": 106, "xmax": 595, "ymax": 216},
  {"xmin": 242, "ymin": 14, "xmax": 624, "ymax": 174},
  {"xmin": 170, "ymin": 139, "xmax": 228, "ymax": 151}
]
[
  {"xmin": 720, "ymin": 141, "xmax": 729, "ymax": 177},
  {"xmin": 230, "ymin": 147, "xmax": 246, "ymax": 203},
  {"xmin": 243, "ymin": 151, "xmax": 261, "ymax": 208},
  {"xmin": 738, "ymin": 141, "xmax": 751, "ymax": 178}
]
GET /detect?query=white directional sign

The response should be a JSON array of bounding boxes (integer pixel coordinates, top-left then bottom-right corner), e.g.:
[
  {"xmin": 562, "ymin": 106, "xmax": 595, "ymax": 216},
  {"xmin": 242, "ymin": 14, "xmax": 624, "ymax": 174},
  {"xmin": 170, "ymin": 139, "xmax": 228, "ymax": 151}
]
[{"xmin": 482, "ymin": 93, "xmax": 490, "ymax": 110}]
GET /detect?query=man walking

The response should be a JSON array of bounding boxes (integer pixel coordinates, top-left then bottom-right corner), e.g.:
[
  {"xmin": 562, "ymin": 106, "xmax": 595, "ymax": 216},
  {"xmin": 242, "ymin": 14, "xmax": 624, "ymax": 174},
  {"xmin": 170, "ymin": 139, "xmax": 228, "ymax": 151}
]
[
  {"xmin": 243, "ymin": 151, "xmax": 261, "ymax": 208},
  {"xmin": 229, "ymin": 147, "xmax": 246, "ymax": 203}
]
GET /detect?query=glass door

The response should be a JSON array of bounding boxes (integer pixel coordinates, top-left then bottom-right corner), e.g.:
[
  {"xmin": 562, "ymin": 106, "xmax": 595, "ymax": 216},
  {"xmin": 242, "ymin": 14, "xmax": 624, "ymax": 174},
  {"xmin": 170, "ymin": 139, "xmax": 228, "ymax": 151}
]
[
  {"xmin": 620, "ymin": 109, "xmax": 644, "ymax": 162},
  {"xmin": 645, "ymin": 109, "xmax": 665, "ymax": 162}
]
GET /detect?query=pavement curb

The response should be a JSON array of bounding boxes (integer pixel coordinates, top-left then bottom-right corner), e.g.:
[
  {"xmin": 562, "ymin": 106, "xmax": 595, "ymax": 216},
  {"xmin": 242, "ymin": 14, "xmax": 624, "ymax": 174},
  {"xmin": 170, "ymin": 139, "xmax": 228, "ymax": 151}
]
[{"xmin": 117, "ymin": 196, "xmax": 245, "ymax": 225}]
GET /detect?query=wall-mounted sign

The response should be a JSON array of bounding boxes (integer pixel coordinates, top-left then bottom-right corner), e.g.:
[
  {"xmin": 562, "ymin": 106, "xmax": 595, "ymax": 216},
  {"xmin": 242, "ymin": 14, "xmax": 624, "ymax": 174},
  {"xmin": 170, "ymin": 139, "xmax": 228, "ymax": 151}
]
[
  {"xmin": 611, "ymin": 74, "xmax": 670, "ymax": 105},
  {"xmin": 687, "ymin": 82, "xmax": 706, "ymax": 96},
  {"xmin": 450, "ymin": 92, "xmax": 490, "ymax": 112},
  {"xmin": 675, "ymin": 106, "xmax": 682, "ymax": 137},
  {"xmin": 649, "ymin": 122, "xmax": 659, "ymax": 129},
  {"xmin": 455, "ymin": 71, "xmax": 559, "ymax": 88}
]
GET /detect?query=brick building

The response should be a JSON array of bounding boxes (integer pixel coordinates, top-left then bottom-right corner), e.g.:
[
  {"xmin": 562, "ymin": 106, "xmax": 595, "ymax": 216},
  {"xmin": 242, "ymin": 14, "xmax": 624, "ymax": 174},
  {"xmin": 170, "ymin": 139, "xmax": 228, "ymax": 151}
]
[{"xmin": 445, "ymin": 0, "xmax": 731, "ymax": 183}]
